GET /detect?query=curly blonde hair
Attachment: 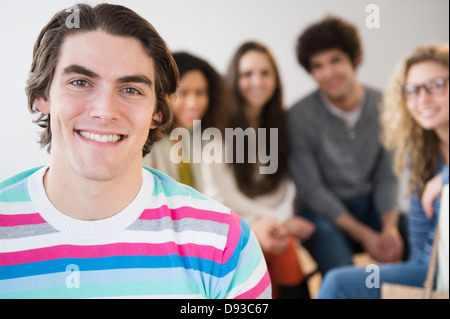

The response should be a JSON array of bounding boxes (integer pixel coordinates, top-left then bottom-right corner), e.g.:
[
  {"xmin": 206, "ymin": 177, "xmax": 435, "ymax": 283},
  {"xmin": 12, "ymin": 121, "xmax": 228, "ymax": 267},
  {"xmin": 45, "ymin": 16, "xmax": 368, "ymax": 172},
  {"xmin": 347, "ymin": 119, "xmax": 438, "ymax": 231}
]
[{"xmin": 380, "ymin": 43, "xmax": 449, "ymax": 195}]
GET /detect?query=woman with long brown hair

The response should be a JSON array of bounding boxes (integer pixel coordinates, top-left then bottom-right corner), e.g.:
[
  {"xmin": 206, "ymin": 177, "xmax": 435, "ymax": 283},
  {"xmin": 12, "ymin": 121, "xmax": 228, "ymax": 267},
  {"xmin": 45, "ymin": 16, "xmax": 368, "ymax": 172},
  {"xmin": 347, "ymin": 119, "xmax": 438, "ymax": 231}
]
[{"xmin": 203, "ymin": 41, "xmax": 315, "ymax": 299}]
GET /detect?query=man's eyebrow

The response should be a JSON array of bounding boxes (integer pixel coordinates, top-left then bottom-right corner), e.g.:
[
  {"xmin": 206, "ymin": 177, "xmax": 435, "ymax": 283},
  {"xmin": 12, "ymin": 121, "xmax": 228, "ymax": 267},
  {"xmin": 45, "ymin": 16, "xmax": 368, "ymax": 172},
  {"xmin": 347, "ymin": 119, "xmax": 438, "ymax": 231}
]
[
  {"xmin": 117, "ymin": 75, "xmax": 153, "ymax": 88},
  {"xmin": 62, "ymin": 65, "xmax": 153, "ymax": 88},
  {"xmin": 62, "ymin": 65, "xmax": 99, "ymax": 78}
]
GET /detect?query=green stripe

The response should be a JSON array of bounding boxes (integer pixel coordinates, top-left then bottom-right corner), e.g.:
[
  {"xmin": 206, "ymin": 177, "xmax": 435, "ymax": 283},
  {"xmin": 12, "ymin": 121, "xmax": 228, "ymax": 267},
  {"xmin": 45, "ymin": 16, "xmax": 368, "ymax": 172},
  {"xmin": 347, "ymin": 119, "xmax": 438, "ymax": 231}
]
[
  {"xmin": 0, "ymin": 188, "xmax": 31, "ymax": 202},
  {"xmin": 0, "ymin": 167, "xmax": 42, "ymax": 202},
  {"xmin": 1, "ymin": 280, "xmax": 202, "ymax": 299},
  {"xmin": 145, "ymin": 166, "xmax": 206, "ymax": 200},
  {"xmin": 0, "ymin": 167, "xmax": 42, "ymax": 189}
]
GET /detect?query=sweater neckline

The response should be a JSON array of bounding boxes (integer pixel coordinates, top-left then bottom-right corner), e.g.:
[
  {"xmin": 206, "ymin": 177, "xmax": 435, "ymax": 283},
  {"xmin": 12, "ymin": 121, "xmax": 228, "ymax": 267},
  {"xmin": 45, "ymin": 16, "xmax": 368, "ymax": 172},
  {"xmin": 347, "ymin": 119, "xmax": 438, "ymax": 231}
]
[{"xmin": 27, "ymin": 166, "xmax": 154, "ymax": 236}]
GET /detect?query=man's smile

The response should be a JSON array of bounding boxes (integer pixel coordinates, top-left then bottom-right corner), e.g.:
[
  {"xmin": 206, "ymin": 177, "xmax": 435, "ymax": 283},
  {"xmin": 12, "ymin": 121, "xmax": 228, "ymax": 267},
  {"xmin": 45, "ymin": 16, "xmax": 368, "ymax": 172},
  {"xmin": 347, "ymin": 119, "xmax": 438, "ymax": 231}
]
[{"xmin": 76, "ymin": 130, "xmax": 125, "ymax": 143}]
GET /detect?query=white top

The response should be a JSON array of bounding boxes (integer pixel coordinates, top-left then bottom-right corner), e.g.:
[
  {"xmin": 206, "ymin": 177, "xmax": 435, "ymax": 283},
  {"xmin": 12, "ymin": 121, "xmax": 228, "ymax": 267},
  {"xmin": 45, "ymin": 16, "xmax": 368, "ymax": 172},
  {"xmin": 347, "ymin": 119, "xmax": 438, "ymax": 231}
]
[
  {"xmin": 438, "ymin": 184, "xmax": 449, "ymax": 292},
  {"xmin": 202, "ymin": 158, "xmax": 296, "ymax": 225}
]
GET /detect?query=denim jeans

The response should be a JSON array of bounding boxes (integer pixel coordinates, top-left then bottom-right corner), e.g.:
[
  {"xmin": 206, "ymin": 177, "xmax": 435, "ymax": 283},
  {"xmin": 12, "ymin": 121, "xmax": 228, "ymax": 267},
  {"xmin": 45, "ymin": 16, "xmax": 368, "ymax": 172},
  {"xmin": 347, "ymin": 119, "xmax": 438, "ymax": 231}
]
[
  {"xmin": 316, "ymin": 260, "xmax": 428, "ymax": 299},
  {"xmin": 298, "ymin": 196, "xmax": 409, "ymax": 276}
]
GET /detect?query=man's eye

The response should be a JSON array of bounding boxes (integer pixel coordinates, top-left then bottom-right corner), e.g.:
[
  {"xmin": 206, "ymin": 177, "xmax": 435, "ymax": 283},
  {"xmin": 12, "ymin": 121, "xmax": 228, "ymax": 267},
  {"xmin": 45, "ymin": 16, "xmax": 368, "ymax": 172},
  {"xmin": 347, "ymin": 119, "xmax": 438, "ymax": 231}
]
[
  {"xmin": 331, "ymin": 57, "xmax": 341, "ymax": 64},
  {"xmin": 71, "ymin": 79, "xmax": 89, "ymax": 87},
  {"xmin": 123, "ymin": 87, "xmax": 142, "ymax": 95}
]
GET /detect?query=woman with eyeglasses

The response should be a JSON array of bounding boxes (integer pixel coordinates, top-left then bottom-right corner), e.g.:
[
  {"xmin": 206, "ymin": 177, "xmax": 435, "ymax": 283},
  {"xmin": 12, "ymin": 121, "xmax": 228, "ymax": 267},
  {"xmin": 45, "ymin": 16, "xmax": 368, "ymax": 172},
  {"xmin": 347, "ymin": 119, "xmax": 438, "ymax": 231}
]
[{"xmin": 316, "ymin": 43, "xmax": 449, "ymax": 299}]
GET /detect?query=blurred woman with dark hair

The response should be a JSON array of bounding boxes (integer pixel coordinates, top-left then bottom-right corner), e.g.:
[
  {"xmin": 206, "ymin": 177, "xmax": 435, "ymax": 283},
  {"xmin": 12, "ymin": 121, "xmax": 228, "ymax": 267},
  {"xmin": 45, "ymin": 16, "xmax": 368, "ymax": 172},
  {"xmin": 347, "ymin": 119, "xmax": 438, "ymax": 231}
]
[
  {"xmin": 143, "ymin": 51, "xmax": 227, "ymax": 192},
  {"xmin": 203, "ymin": 41, "xmax": 315, "ymax": 299}
]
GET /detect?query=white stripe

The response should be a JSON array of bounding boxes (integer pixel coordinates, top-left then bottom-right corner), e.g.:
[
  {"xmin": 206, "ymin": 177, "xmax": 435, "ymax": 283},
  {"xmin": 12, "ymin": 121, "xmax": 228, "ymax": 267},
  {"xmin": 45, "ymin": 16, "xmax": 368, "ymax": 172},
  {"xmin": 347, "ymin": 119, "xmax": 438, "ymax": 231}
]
[
  {"xmin": 224, "ymin": 258, "xmax": 268, "ymax": 298},
  {"xmin": 0, "ymin": 229, "xmax": 228, "ymax": 253},
  {"xmin": 148, "ymin": 193, "xmax": 232, "ymax": 214},
  {"xmin": 0, "ymin": 201, "xmax": 35, "ymax": 215}
]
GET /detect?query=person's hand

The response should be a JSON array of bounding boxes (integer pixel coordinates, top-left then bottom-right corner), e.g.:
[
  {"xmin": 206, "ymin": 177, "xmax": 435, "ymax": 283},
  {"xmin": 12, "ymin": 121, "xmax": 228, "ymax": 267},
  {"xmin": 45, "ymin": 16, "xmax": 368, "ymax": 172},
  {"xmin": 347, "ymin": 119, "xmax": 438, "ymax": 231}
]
[
  {"xmin": 361, "ymin": 227, "xmax": 403, "ymax": 263},
  {"xmin": 360, "ymin": 229, "xmax": 385, "ymax": 261},
  {"xmin": 284, "ymin": 216, "xmax": 316, "ymax": 242},
  {"xmin": 421, "ymin": 173, "xmax": 443, "ymax": 218},
  {"xmin": 251, "ymin": 218, "xmax": 289, "ymax": 255},
  {"xmin": 379, "ymin": 225, "xmax": 404, "ymax": 262}
]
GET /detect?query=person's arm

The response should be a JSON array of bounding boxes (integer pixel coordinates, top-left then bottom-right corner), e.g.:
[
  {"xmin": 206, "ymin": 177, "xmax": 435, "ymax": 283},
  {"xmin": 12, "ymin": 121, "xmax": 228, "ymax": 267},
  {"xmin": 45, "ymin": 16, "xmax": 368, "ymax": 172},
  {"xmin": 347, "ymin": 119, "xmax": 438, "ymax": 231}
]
[
  {"xmin": 220, "ymin": 212, "xmax": 272, "ymax": 299},
  {"xmin": 379, "ymin": 210, "xmax": 404, "ymax": 261},
  {"xmin": 372, "ymin": 147, "xmax": 402, "ymax": 221},
  {"xmin": 334, "ymin": 212, "xmax": 378, "ymax": 245},
  {"xmin": 334, "ymin": 212, "xmax": 401, "ymax": 262},
  {"xmin": 288, "ymin": 106, "xmax": 348, "ymax": 221},
  {"xmin": 370, "ymin": 146, "xmax": 405, "ymax": 261},
  {"xmin": 202, "ymin": 158, "xmax": 277, "ymax": 224},
  {"xmin": 422, "ymin": 165, "xmax": 449, "ymax": 218}
]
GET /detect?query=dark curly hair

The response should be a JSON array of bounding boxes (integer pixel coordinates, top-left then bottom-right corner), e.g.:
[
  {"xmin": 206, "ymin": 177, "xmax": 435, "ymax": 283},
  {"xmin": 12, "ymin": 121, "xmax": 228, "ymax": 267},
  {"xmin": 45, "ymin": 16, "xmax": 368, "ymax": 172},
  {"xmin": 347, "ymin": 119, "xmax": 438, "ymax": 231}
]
[
  {"xmin": 26, "ymin": 3, "xmax": 179, "ymax": 157},
  {"xmin": 295, "ymin": 15, "xmax": 363, "ymax": 73},
  {"xmin": 171, "ymin": 52, "xmax": 228, "ymax": 134}
]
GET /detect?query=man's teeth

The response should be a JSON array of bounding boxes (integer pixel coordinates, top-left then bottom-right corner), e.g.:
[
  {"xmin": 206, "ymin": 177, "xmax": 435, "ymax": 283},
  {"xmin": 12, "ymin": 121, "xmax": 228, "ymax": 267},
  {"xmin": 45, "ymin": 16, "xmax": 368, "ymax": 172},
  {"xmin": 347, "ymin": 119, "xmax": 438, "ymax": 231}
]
[{"xmin": 79, "ymin": 131, "xmax": 122, "ymax": 143}]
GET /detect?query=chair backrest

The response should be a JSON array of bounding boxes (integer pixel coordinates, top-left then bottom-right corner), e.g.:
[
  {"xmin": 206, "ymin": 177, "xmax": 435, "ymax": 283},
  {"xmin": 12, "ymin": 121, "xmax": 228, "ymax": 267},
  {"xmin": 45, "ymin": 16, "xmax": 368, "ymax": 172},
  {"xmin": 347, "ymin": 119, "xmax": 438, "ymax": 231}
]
[{"xmin": 437, "ymin": 184, "xmax": 449, "ymax": 292}]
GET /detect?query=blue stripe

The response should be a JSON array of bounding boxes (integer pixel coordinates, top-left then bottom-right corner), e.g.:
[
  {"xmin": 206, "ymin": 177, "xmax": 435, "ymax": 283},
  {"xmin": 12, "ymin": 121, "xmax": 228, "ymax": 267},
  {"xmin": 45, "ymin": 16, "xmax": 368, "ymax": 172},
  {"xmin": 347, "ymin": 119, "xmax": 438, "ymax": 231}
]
[
  {"xmin": 0, "ymin": 167, "xmax": 42, "ymax": 192},
  {"xmin": 0, "ymin": 254, "xmax": 226, "ymax": 281},
  {"xmin": 219, "ymin": 218, "xmax": 251, "ymax": 277},
  {"xmin": 0, "ymin": 267, "xmax": 214, "ymax": 295}
]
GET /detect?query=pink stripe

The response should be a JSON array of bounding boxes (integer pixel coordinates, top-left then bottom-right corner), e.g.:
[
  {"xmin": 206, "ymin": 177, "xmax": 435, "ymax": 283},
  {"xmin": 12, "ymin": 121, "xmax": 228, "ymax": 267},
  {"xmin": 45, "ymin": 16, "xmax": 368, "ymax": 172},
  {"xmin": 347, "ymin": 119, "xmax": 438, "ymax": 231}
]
[
  {"xmin": 139, "ymin": 206, "xmax": 231, "ymax": 224},
  {"xmin": 0, "ymin": 213, "xmax": 46, "ymax": 227},
  {"xmin": 0, "ymin": 242, "xmax": 225, "ymax": 266},
  {"xmin": 222, "ymin": 211, "xmax": 242, "ymax": 263},
  {"xmin": 235, "ymin": 269, "xmax": 271, "ymax": 299}
]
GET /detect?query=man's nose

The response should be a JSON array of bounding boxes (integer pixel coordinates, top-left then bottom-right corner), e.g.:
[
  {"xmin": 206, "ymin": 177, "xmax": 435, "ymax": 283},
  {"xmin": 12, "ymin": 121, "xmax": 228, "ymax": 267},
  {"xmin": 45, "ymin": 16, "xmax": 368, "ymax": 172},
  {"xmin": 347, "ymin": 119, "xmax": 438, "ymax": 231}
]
[{"xmin": 89, "ymin": 88, "xmax": 121, "ymax": 122}]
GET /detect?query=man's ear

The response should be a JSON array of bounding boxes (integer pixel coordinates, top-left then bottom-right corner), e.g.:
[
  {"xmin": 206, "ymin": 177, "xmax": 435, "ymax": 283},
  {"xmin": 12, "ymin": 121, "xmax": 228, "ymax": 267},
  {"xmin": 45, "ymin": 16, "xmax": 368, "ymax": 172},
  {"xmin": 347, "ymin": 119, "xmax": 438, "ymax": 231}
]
[
  {"xmin": 150, "ymin": 110, "xmax": 162, "ymax": 129},
  {"xmin": 35, "ymin": 96, "xmax": 50, "ymax": 115}
]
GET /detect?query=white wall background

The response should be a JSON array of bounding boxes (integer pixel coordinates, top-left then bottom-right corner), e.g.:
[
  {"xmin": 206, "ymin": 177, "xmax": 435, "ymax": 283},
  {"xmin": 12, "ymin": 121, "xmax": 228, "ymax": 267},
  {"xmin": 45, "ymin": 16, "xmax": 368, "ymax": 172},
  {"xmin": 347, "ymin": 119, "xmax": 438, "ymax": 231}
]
[{"xmin": 0, "ymin": 0, "xmax": 448, "ymax": 181}]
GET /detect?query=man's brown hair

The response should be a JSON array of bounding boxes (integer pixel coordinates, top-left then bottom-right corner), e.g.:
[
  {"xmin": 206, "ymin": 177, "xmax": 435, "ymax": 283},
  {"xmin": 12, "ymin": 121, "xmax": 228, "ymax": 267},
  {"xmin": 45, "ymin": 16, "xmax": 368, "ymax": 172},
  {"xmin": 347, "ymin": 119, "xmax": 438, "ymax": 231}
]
[
  {"xmin": 296, "ymin": 15, "xmax": 363, "ymax": 72},
  {"xmin": 26, "ymin": 3, "xmax": 179, "ymax": 156}
]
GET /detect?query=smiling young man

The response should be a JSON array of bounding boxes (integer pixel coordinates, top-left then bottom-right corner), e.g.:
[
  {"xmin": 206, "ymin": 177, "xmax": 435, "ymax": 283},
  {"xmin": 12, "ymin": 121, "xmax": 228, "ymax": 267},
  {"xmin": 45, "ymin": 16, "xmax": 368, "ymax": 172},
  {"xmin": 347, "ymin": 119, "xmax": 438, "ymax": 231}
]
[
  {"xmin": 288, "ymin": 16, "xmax": 409, "ymax": 276},
  {"xmin": 0, "ymin": 3, "xmax": 270, "ymax": 299}
]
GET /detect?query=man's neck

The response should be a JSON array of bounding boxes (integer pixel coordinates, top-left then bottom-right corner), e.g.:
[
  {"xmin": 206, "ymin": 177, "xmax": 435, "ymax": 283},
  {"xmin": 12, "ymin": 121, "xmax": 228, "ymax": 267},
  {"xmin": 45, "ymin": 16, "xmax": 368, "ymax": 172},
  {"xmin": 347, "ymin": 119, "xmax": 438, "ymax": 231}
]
[
  {"xmin": 325, "ymin": 83, "xmax": 364, "ymax": 112},
  {"xmin": 43, "ymin": 164, "xmax": 143, "ymax": 221}
]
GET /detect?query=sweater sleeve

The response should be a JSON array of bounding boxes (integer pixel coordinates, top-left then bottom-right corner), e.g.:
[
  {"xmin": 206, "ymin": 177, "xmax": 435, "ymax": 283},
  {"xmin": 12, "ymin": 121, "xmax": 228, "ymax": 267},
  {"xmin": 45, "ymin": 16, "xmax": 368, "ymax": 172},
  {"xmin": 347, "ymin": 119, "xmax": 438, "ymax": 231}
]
[
  {"xmin": 288, "ymin": 103, "xmax": 348, "ymax": 220},
  {"xmin": 442, "ymin": 165, "xmax": 449, "ymax": 185},
  {"xmin": 372, "ymin": 147, "xmax": 400, "ymax": 215},
  {"xmin": 218, "ymin": 212, "xmax": 272, "ymax": 299}
]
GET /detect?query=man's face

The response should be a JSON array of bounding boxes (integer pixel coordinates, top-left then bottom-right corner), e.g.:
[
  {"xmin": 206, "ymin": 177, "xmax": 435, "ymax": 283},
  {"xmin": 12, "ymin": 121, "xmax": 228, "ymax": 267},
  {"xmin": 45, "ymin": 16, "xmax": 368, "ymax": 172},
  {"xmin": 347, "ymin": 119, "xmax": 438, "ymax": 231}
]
[
  {"xmin": 309, "ymin": 49, "xmax": 359, "ymax": 103},
  {"xmin": 36, "ymin": 30, "xmax": 157, "ymax": 182}
]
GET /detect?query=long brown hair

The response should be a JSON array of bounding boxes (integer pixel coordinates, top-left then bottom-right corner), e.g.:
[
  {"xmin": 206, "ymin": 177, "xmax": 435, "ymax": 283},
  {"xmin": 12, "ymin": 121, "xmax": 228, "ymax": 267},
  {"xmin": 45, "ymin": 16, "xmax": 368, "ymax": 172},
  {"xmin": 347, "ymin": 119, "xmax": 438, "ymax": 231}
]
[
  {"xmin": 226, "ymin": 41, "xmax": 290, "ymax": 198},
  {"xmin": 26, "ymin": 3, "xmax": 179, "ymax": 156}
]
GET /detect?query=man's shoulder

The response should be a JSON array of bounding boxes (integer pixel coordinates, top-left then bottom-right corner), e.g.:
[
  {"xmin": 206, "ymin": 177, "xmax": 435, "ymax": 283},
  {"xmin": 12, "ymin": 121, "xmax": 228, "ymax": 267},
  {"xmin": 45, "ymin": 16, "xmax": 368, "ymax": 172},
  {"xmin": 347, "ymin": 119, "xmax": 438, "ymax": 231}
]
[
  {"xmin": 287, "ymin": 90, "xmax": 324, "ymax": 130},
  {"xmin": 363, "ymin": 85, "xmax": 383, "ymax": 103},
  {"xmin": 0, "ymin": 167, "xmax": 42, "ymax": 202},
  {"xmin": 289, "ymin": 90, "xmax": 321, "ymax": 114}
]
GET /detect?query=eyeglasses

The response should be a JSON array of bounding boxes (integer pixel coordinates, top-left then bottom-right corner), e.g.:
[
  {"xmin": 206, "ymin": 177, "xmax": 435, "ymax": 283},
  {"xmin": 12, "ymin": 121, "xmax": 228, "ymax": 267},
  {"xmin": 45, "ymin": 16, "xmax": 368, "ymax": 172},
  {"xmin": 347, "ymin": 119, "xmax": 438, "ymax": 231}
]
[{"xmin": 402, "ymin": 76, "xmax": 449, "ymax": 100}]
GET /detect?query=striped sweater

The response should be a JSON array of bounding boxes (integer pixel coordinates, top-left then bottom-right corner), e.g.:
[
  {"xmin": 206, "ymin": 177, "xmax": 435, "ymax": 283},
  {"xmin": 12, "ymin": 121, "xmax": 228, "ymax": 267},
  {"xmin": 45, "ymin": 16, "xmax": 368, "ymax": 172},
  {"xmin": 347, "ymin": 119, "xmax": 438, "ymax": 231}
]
[
  {"xmin": 0, "ymin": 166, "xmax": 271, "ymax": 299},
  {"xmin": 408, "ymin": 163, "xmax": 449, "ymax": 263}
]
